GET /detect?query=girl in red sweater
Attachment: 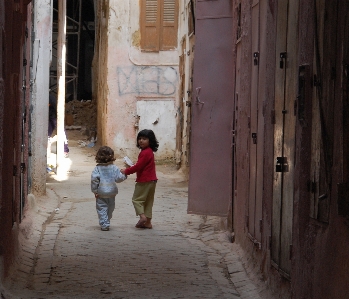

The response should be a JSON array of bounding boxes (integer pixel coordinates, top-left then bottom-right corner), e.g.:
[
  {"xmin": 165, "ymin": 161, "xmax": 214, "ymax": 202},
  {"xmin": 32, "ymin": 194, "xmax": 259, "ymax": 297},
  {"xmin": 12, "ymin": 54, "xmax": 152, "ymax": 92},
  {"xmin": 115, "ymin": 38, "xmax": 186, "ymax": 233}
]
[{"xmin": 121, "ymin": 129, "xmax": 159, "ymax": 229}]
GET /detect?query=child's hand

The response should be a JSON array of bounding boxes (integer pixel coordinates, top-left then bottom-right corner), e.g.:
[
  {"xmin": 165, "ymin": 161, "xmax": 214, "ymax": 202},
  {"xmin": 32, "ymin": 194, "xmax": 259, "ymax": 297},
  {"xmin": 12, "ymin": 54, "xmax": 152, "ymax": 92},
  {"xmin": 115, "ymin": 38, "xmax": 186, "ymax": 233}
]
[
  {"xmin": 94, "ymin": 193, "xmax": 99, "ymax": 198},
  {"xmin": 120, "ymin": 169, "xmax": 126, "ymax": 174}
]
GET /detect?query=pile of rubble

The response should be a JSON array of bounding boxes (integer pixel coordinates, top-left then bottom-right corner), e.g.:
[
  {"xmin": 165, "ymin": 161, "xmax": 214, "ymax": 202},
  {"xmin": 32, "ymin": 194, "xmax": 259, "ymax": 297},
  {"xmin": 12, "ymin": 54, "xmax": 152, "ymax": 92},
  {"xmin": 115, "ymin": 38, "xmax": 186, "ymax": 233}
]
[{"xmin": 65, "ymin": 99, "xmax": 96, "ymax": 127}]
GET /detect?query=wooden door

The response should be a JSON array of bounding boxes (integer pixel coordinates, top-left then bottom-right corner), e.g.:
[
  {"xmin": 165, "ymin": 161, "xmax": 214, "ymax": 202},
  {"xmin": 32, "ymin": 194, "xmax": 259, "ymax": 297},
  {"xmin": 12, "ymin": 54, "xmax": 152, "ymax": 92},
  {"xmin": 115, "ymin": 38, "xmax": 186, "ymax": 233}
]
[
  {"xmin": 248, "ymin": 0, "xmax": 263, "ymax": 246},
  {"xmin": 309, "ymin": 0, "xmax": 335, "ymax": 223},
  {"xmin": 271, "ymin": 0, "xmax": 299, "ymax": 278}
]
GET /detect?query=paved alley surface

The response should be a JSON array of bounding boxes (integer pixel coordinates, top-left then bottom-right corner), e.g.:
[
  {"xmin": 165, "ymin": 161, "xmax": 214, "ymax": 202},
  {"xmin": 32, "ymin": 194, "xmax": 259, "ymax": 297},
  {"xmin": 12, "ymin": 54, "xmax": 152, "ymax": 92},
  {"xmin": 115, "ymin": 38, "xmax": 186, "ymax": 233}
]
[{"xmin": 2, "ymin": 133, "xmax": 271, "ymax": 299}]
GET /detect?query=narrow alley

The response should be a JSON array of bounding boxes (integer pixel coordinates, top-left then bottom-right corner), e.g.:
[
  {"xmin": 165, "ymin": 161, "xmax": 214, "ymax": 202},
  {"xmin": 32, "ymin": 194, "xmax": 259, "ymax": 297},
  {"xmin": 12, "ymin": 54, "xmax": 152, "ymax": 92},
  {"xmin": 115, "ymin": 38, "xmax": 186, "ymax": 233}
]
[
  {"xmin": 2, "ymin": 131, "xmax": 270, "ymax": 299},
  {"xmin": 2, "ymin": 1, "xmax": 349, "ymax": 298}
]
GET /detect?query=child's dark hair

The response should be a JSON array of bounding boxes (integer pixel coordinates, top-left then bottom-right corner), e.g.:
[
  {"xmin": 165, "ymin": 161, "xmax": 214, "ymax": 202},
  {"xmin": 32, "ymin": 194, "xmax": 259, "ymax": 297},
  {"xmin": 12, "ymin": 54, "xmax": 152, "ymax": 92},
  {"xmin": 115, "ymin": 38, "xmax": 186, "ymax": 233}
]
[
  {"xmin": 95, "ymin": 146, "xmax": 116, "ymax": 163},
  {"xmin": 137, "ymin": 129, "xmax": 159, "ymax": 152}
]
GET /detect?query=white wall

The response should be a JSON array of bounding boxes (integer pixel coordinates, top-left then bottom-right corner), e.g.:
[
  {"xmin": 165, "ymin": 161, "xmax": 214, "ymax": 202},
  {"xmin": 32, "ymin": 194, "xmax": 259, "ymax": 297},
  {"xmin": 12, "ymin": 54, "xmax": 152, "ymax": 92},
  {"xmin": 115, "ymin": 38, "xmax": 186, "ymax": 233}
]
[
  {"xmin": 31, "ymin": 0, "xmax": 52, "ymax": 195},
  {"xmin": 136, "ymin": 100, "xmax": 176, "ymax": 158}
]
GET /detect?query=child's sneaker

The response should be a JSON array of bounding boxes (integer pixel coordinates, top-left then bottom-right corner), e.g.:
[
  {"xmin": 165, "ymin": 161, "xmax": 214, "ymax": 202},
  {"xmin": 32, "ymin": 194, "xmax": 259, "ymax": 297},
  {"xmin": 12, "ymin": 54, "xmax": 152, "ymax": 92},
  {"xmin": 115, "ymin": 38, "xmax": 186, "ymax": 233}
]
[{"xmin": 101, "ymin": 227, "xmax": 109, "ymax": 231}]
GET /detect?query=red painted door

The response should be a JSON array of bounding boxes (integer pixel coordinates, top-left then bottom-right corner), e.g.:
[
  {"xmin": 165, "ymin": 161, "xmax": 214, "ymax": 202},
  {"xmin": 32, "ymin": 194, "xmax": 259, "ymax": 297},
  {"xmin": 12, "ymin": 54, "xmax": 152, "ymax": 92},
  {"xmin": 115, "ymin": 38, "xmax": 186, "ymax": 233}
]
[{"xmin": 188, "ymin": 0, "xmax": 235, "ymax": 216}]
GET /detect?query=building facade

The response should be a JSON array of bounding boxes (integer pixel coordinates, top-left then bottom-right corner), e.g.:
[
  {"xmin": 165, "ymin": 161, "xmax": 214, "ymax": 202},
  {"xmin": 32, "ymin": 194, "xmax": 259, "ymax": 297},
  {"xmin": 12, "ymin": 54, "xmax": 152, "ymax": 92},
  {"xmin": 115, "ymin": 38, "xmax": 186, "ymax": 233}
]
[{"xmin": 93, "ymin": 0, "xmax": 180, "ymax": 162}]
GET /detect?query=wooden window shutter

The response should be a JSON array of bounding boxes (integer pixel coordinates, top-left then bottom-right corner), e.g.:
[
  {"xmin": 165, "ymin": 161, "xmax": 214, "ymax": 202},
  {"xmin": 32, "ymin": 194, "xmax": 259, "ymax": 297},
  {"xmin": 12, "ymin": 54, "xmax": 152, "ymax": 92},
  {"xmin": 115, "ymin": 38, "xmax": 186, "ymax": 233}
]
[
  {"xmin": 160, "ymin": 0, "xmax": 178, "ymax": 50},
  {"xmin": 141, "ymin": 0, "xmax": 160, "ymax": 51}
]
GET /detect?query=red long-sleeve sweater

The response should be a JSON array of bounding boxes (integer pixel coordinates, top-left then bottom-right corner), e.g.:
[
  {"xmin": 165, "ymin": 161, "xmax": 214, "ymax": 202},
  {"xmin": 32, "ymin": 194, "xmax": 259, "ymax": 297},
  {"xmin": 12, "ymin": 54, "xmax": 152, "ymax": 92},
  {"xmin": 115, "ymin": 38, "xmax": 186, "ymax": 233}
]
[{"xmin": 124, "ymin": 147, "xmax": 157, "ymax": 182}]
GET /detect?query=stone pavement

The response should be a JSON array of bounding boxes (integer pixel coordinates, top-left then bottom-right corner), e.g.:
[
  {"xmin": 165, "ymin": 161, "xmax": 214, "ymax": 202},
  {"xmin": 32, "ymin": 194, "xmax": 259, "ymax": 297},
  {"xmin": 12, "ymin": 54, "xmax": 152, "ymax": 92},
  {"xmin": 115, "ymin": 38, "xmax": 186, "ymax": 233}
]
[{"xmin": 2, "ymin": 135, "xmax": 273, "ymax": 299}]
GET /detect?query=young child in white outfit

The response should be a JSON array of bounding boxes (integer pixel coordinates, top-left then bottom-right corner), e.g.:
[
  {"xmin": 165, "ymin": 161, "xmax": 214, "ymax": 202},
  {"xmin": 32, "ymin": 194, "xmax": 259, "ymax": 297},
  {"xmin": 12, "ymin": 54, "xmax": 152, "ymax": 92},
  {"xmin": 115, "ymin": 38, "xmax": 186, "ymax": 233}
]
[{"xmin": 91, "ymin": 146, "xmax": 127, "ymax": 231}]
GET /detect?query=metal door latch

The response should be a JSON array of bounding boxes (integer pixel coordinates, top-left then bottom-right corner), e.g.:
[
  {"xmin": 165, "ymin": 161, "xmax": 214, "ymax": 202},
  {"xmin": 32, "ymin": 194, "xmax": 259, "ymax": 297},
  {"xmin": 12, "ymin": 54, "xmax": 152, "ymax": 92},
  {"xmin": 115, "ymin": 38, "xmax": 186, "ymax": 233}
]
[
  {"xmin": 253, "ymin": 52, "xmax": 259, "ymax": 66},
  {"xmin": 275, "ymin": 157, "xmax": 289, "ymax": 172},
  {"xmin": 252, "ymin": 133, "xmax": 257, "ymax": 144},
  {"xmin": 280, "ymin": 52, "xmax": 287, "ymax": 69},
  {"xmin": 195, "ymin": 87, "xmax": 204, "ymax": 105}
]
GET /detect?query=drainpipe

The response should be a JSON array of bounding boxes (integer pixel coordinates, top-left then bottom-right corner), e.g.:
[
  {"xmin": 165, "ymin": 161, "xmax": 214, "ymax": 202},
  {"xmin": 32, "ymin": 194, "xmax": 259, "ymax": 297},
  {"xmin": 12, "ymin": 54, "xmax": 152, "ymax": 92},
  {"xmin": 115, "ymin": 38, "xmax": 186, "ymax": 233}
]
[{"xmin": 56, "ymin": 0, "xmax": 66, "ymax": 178}]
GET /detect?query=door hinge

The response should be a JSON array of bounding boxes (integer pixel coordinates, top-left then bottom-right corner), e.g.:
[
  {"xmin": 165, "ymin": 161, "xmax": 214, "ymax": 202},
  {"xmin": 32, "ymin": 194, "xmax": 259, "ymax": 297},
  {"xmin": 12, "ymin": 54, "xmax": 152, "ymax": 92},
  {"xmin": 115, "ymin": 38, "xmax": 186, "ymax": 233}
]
[
  {"xmin": 23, "ymin": 58, "xmax": 27, "ymax": 66},
  {"xmin": 20, "ymin": 163, "xmax": 26, "ymax": 173}
]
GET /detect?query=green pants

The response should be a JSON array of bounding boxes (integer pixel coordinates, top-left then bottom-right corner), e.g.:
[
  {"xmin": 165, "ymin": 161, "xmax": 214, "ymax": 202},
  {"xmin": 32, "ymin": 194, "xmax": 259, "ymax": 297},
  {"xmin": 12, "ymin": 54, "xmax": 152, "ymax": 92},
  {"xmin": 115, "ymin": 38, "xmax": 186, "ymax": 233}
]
[{"xmin": 132, "ymin": 181, "xmax": 157, "ymax": 218}]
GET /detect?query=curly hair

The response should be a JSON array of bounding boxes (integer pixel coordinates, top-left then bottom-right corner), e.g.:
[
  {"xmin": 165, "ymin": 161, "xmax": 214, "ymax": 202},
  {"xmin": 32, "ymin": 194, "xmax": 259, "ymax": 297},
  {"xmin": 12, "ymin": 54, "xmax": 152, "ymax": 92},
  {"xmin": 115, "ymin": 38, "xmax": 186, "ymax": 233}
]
[
  {"xmin": 95, "ymin": 146, "xmax": 116, "ymax": 163},
  {"xmin": 137, "ymin": 129, "xmax": 159, "ymax": 152}
]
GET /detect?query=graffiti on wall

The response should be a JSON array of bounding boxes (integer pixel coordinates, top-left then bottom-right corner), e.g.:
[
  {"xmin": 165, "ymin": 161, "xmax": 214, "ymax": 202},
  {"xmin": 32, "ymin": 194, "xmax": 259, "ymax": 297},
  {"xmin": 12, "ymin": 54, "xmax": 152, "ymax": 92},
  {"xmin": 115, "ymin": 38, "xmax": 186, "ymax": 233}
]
[{"xmin": 117, "ymin": 66, "xmax": 178, "ymax": 96}]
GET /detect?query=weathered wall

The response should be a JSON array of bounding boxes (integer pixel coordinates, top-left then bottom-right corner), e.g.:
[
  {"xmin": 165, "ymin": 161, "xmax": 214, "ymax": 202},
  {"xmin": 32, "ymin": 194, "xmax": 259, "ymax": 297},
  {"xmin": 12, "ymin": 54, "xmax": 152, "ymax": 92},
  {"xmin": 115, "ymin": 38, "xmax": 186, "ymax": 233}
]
[
  {"xmin": 31, "ymin": 0, "xmax": 52, "ymax": 195},
  {"xmin": 94, "ymin": 0, "xmax": 179, "ymax": 161},
  {"xmin": 0, "ymin": 0, "xmax": 31, "ymax": 284}
]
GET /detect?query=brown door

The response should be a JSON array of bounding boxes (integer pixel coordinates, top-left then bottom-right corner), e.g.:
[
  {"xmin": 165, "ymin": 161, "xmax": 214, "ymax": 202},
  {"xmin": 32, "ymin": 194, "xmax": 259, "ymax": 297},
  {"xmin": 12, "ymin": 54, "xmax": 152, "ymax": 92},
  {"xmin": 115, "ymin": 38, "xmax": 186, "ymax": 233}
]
[
  {"xmin": 248, "ymin": 0, "xmax": 263, "ymax": 245},
  {"xmin": 188, "ymin": 0, "xmax": 234, "ymax": 216},
  {"xmin": 309, "ymin": 1, "xmax": 337, "ymax": 223},
  {"xmin": 271, "ymin": 0, "xmax": 299, "ymax": 278}
]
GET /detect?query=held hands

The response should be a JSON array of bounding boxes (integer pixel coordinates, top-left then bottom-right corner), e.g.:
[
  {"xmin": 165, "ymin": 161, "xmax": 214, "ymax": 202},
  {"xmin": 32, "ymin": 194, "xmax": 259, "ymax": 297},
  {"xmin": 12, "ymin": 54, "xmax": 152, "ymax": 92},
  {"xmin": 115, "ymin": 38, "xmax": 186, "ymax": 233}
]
[{"xmin": 120, "ymin": 169, "xmax": 126, "ymax": 174}]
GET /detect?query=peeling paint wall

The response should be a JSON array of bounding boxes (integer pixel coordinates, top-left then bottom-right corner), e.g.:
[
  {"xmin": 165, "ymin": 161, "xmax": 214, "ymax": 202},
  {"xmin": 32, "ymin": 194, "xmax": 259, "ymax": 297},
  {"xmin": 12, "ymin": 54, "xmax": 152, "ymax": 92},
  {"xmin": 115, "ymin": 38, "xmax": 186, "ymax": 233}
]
[{"xmin": 94, "ymin": 0, "xmax": 179, "ymax": 161}]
